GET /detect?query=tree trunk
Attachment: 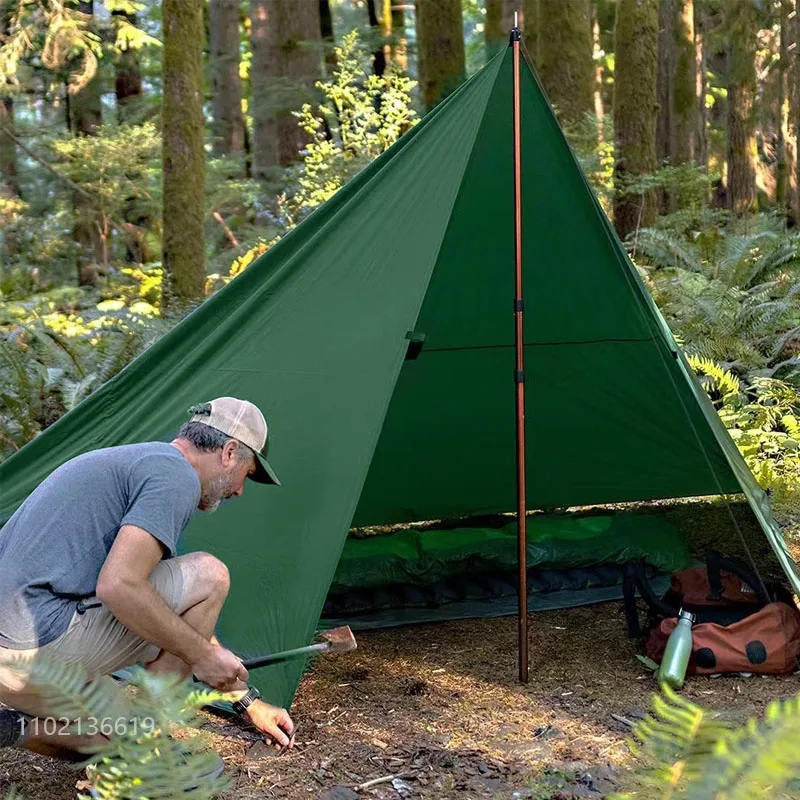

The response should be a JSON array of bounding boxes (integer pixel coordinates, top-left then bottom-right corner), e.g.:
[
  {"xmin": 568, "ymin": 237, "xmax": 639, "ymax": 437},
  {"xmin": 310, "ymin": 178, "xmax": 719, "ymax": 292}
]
[
  {"xmin": 250, "ymin": 0, "xmax": 322, "ymax": 176},
  {"xmin": 71, "ymin": 1, "xmax": 103, "ymax": 283},
  {"xmin": 613, "ymin": 0, "xmax": 659, "ymax": 240},
  {"xmin": 70, "ymin": 2, "xmax": 102, "ymax": 136},
  {"xmin": 209, "ymin": 0, "xmax": 246, "ymax": 157},
  {"xmin": 694, "ymin": 0, "xmax": 708, "ymax": 171},
  {"xmin": 523, "ymin": 0, "xmax": 539, "ymax": 64},
  {"xmin": 776, "ymin": 0, "xmax": 789, "ymax": 209},
  {"xmin": 0, "ymin": 9, "xmax": 19, "ymax": 198},
  {"xmin": 793, "ymin": 2, "xmax": 800, "ymax": 223},
  {"xmin": 383, "ymin": 0, "xmax": 407, "ymax": 71},
  {"xmin": 657, "ymin": 0, "xmax": 696, "ymax": 210},
  {"xmin": 486, "ymin": 0, "xmax": 517, "ymax": 61},
  {"xmin": 162, "ymin": 0, "xmax": 206, "ymax": 304},
  {"xmin": 536, "ymin": 0, "xmax": 593, "ymax": 129},
  {"xmin": 725, "ymin": 0, "xmax": 757, "ymax": 216},
  {"xmin": 414, "ymin": 0, "xmax": 466, "ymax": 110},
  {"xmin": 0, "ymin": 98, "xmax": 19, "ymax": 198},
  {"xmin": 367, "ymin": 0, "xmax": 386, "ymax": 76},
  {"xmin": 673, "ymin": 0, "xmax": 696, "ymax": 165},
  {"xmin": 592, "ymin": 3, "xmax": 604, "ymax": 144},
  {"xmin": 113, "ymin": 11, "xmax": 143, "ymax": 122},
  {"xmin": 319, "ymin": 0, "xmax": 336, "ymax": 73},
  {"xmin": 656, "ymin": 0, "xmax": 675, "ymax": 172}
]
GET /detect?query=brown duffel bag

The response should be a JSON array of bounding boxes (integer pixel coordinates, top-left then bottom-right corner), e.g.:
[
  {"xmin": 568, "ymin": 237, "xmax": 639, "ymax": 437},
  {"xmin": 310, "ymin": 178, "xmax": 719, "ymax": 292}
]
[
  {"xmin": 624, "ymin": 551, "xmax": 800, "ymax": 675},
  {"xmin": 647, "ymin": 601, "xmax": 800, "ymax": 674}
]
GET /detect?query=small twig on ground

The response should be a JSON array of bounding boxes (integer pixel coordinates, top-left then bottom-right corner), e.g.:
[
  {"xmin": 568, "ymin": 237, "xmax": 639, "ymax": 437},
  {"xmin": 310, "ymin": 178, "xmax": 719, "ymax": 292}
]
[
  {"xmin": 611, "ymin": 713, "xmax": 634, "ymax": 728},
  {"xmin": 357, "ymin": 773, "xmax": 416, "ymax": 791}
]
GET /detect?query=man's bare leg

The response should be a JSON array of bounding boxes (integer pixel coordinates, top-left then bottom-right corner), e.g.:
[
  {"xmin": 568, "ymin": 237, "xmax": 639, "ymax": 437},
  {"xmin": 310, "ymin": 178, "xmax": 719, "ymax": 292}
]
[
  {"xmin": 0, "ymin": 552, "xmax": 234, "ymax": 759},
  {"xmin": 145, "ymin": 552, "xmax": 231, "ymax": 679}
]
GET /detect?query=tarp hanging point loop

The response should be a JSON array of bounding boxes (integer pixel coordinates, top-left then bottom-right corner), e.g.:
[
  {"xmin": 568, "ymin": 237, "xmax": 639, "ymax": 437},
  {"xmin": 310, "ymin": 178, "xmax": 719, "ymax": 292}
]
[{"xmin": 405, "ymin": 331, "xmax": 426, "ymax": 361}]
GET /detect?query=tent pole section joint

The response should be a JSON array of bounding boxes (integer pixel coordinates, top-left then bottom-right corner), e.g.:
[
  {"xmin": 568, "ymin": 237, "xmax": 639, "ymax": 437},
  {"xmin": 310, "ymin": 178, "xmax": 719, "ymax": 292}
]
[{"xmin": 511, "ymin": 22, "xmax": 529, "ymax": 685}]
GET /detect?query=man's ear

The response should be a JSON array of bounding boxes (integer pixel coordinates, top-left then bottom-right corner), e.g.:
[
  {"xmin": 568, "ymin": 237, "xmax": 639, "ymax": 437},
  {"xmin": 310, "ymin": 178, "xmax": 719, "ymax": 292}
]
[{"xmin": 221, "ymin": 439, "xmax": 239, "ymax": 466}]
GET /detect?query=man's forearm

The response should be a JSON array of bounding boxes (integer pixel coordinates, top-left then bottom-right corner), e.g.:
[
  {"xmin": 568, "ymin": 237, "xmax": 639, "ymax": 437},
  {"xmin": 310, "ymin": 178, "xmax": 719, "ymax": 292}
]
[{"xmin": 99, "ymin": 579, "xmax": 211, "ymax": 666}]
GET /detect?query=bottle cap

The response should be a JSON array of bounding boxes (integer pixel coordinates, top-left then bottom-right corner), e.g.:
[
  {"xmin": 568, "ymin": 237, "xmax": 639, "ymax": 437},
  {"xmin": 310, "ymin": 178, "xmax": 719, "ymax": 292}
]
[{"xmin": 678, "ymin": 608, "xmax": 695, "ymax": 623}]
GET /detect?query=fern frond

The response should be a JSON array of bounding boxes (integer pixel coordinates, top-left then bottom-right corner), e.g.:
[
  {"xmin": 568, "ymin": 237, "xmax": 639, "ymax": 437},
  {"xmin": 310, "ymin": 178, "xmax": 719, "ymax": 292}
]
[
  {"xmin": 743, "ymin": 232, "xmax": 800, "ymax": 287},
  {"xmin": 633, "ymin": 228, "xmax": 702, "ymax": 272},
  {"xmin": 11, "ymin": 656, "xmax": 228, "ymax": 800},
  {"xmin": 684, "ymin": 694, "xmax": 800, "ymax": 799},
  {"xmin": 719, "ymin": 231, "xmax": 779, "ymax": 286},
  {"xmin": 615, "ymin": 687, "xmax": 732, "ymax": 797}
]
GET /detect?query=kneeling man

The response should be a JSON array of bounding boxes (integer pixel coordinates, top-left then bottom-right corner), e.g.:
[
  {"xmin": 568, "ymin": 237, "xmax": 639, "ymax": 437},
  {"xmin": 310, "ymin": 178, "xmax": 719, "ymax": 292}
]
[{"xmin": 0, "ymin": 397, "xmax": 293, "ymax": 757}]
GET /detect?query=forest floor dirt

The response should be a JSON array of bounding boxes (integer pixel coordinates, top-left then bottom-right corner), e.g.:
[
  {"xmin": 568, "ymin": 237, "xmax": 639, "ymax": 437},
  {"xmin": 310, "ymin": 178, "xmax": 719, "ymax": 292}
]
[
  {"xmin": 2, "ymin": 508, "xmax": 798, "ymax": 799},
  {"xmin": 3, "ymin": 604, "xmax": 799, "ymax": 799}
]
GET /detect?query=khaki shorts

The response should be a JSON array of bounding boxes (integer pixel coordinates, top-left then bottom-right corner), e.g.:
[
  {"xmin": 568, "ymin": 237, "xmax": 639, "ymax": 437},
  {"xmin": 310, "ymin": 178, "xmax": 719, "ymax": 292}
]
[{"xmin": 0, "ymin": 557, "xmax": 188, "ymax": 717}]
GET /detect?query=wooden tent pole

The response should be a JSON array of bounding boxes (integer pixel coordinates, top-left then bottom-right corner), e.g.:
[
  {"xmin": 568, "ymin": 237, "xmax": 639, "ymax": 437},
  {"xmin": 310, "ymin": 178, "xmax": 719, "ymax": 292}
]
[{"xmin": 511, "ymin": 14, "xmax": 529, "ymax": 684}]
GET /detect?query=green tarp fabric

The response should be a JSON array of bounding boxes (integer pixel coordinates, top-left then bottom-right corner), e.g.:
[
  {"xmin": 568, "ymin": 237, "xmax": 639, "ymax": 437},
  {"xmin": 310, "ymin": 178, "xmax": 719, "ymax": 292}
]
[
  {"xmin": 331, "ymin": 513, "xmax": 691, "ymax": 593},
  {"xmin": 2, "ymin": 46, "xmax": 798, "ymax": 707}
]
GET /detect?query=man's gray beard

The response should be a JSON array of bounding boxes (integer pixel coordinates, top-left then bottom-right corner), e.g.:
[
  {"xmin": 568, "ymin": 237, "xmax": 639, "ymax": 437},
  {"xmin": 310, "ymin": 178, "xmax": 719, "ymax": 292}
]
[{"xmin": 201, "ymin": 473, "xmax": 235, "ymax": 514}]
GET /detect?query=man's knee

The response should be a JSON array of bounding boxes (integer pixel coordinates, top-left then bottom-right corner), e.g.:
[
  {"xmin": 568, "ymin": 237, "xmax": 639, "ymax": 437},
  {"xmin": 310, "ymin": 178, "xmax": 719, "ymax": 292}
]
[{"xmin": 183, "ymin": 552, "xmax": 230, "ymax": 598}]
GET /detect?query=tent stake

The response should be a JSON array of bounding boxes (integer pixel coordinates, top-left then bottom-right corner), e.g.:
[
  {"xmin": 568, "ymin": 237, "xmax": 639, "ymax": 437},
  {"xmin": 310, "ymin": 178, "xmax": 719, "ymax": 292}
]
[{"xmin": 511, "ymin": 17, "xmax": 529, "ymax": 684}]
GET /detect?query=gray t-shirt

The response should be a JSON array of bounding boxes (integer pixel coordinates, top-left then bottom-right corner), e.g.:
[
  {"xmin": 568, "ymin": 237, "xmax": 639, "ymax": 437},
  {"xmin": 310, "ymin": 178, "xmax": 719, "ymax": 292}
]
[{"xmin": 0, "ymin": 442, "xmax": 200, "ymax": 649}]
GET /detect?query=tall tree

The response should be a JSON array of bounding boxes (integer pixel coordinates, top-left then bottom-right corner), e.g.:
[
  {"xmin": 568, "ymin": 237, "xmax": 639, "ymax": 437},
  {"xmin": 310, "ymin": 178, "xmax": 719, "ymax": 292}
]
[
  {"xmin": 673, "ymin": 0, "xmax": 696, "ymax": 165},
  {"xmin": 793, "ymin": 1, "xmax": 800, "ymax": 222},
  {"xmin": 485, "ymin": 0, "xmax": 516, "ymax": 60},
  {"xmin": 725, "ymin": 0, "xmax": 758, "ymax": 216},
  {"xmin": 71, "ymin": 1, "xmax": 103, "ymax": 283},
  {"xmin": 536, "ymin": 0, "xmax": 593, "ymax": 129},
  {"xmin": 383, "ymin": 0, "xmax": 407, "ymax": 71},
  {"xmin": 250, "ymin": 0, "xmax": 322, "ymax": 175},
  {"xmin": 70, "ymin": 2, "xmax": 102, "ymax": 136},
  {"xmin": 613, "ymin": 0, "xmax": 659, "ymax": 239},
  {"xmin": 776, "ymin": 0, "xmax": 790, "ymax": 209},
  {"xmin": 694, "ymin": 0, "xmax": 708, "ymax": 171},
  {"xmin": 112, "ymin": 10, "xmax": 143, "ymax": 122},
  {"xmin": 367, "ymin": 0, "xmax": 386, "ymax": 75},
  {"xmin": 0, "ymin": 95, "xmax": 18, "ymax": 198},
  {"xmin": 414, "ymin": 0, "xmax": 465, "ymax": 110},
  {"xmin": 656, "ymin": 0, "xmax": 675, "ymax": 171},
  {"xmin": 657, "ymin": 0, "xmax": 696, "ymax": 209},
  {"xmin": 162, "ymin": 0, "xmax": 205, "ymax": 303},
  {"xmin": 209, "ymin": 0, "xmax": 246, "ymax": 157},
  {"xmin": 319, "ymin": 0, "xmax": 336, "ymax": 72},
  {"xmin": 592, "ymin": 1, "xmax": 604, "ymax": 143},
  {"xmin": 0, "ymin": 8, "xmax": 19, "ymax": 198},
  {"xmin": 523, "ymin": 0, "xmax": 539, "ymax": 63}
]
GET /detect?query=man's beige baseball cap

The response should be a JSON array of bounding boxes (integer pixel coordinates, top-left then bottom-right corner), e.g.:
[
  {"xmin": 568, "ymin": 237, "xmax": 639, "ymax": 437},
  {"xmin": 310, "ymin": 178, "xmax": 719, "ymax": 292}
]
[{"xmin": 187, "ymin": 397, "xmax": 280, "ymax": 485}]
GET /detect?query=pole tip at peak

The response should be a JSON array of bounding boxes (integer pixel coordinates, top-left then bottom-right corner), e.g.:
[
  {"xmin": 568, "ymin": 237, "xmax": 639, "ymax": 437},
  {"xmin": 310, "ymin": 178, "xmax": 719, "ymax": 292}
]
[{"xmin": 510, "ymin": 10, "xmax": 521, "ymax": 43}]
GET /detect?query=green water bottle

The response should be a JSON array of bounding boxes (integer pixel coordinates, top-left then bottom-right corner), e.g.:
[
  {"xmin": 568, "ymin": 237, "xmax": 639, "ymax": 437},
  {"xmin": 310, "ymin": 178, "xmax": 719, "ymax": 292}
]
[{"xmin": 659, "ymin": 609, "xmax": 695, "ymax": 690}]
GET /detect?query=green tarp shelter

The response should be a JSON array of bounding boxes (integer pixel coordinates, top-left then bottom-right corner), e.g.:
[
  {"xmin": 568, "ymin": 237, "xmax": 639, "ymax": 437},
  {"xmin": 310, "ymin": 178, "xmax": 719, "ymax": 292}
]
[{"xmin": 1, "ymin": 44, "xmax": 798, "ymax": 707}]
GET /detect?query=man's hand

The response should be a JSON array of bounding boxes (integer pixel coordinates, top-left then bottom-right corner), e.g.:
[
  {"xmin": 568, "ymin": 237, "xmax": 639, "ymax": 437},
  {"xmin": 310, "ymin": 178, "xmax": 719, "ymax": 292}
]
[
  {"xmin": 191, "ymin": 646, "xmax": 248, "ymax": 692},
  {"xmin": 243, "ymin": 700, "xmax": 295, "ymax": 749}
]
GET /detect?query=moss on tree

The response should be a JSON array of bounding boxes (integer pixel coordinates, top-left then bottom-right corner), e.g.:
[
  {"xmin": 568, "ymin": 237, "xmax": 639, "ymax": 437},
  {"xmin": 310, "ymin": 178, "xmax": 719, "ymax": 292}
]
[
  {"xmin": 536, "ymin": 0, "xmax": 593, "ymax": 129},
  {"xmin": 613, "ymin": 0, "xmax": 659, "ymax": 239},
  {"xmin": 415, "ymin": 0, "xmax": 465, "ymax": 110},
  {"xmin": 162, "ymin": 0, "xmax": 205, "ymax": 303}
]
